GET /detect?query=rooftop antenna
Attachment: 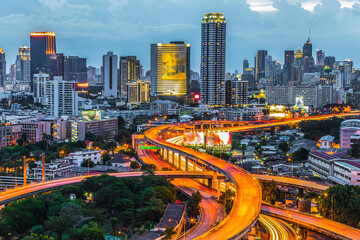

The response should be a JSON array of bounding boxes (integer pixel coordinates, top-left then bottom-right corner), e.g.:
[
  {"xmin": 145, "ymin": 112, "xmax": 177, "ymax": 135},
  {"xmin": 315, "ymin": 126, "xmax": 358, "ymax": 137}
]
[{"xmin": 308, "ymin": 29, "xmax": 311, "ymax": 41}]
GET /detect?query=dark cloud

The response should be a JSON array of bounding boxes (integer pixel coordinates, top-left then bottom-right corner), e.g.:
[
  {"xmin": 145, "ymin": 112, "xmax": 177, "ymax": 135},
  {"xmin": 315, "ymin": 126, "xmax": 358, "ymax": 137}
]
[{"xmin": 0, "ymin": 0, "xmax": 359, "ymax": 72}]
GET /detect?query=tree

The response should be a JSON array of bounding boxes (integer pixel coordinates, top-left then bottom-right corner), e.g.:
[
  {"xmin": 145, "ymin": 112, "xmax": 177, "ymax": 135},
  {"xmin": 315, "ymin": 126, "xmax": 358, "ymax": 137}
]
[
  {"xmin": 278, "ymin": 141, "xmax": 289, "ymax": 153},
  {"xmin": 164, "ymin": 226, "xmax": 177, "ymax": 240},
  {"xmin": 239, "ymin": 144, "xmax": 247, "ymax": 157},
  {"xmin": 187, "ymin": 191, "xmax": 202, "ymax": 218},
  {"xmin": 317, "ymin": 185, "xmax": 360, "ymax": 228},
  {"xmin": 260, "ymin": 181, "xmax": 281, "ymax": 205},
  {"xmin": 22, "ymin": 233, "xmax": 54, "ymax": 240},
  {"xmin": 1, "ymin": 197, "xmax": 47, "ymax": 234},
  {"xmin": 81, "ymin": 159, "xmax": 95, "ymax": 168},
  {"xmin": 291, "ymin": 148, "xmax": 310, "ymax": 162},
  {"xmin": 44, "ymin": 215, "xmax": 72, "ymax": 239},
  {"xmin": 102, "ymin": 153, "xmax": 111, "ymax": 165},
  {"xmin": 218, "ymin": 189, "xmax": 235, "ymax": 215},
  {"xmin": 105, "ymin": 141, "xmax": 117, "ymax": 153},
  {"xmin": 17, "ymin": 133, "xmax": 28, "ymax": 146},
  {"xmin": 57, "ymin": 144, "xmax": 70, "ymax": 157},
  {"xmin": 130, "ymin": 161, "xmax": 141, "ymax": 169},
  {"xmin": 69, "ymin": 222, "xmax": 105, "ymax": 240},
  {"xmin": 85, "ymin": 132, "xmax": 97, "ymax": 142}
]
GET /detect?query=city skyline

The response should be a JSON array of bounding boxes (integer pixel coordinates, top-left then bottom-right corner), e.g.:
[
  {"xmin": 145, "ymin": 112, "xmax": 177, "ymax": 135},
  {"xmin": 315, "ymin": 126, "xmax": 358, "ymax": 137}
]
[{"xmin": 1, "ymin": 0, "xmax": 360, "ymax": 72}]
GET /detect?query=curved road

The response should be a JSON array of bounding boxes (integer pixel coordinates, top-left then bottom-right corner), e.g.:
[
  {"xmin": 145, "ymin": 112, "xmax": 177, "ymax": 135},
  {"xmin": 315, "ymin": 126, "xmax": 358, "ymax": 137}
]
[
  {"xmin": 259, "ymin": 215, "xmax": 297, "ymax": 240},
  {"xmin": 145, "ymin": 124, "xmax": 262, "ymax": 240}
]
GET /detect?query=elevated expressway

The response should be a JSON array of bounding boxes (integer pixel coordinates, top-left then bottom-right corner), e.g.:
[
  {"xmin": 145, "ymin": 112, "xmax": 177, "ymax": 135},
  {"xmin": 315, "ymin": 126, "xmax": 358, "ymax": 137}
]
[{"xmin": 143, "ymin": 112, "xmax": 360, "ymax": 240}]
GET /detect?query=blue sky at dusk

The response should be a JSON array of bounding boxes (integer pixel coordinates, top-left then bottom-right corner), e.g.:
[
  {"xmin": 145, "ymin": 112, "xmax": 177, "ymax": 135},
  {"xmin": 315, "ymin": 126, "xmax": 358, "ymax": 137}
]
[{"xmin": 1, "ymin": 0, "xmax": 360, "ymax": 72}]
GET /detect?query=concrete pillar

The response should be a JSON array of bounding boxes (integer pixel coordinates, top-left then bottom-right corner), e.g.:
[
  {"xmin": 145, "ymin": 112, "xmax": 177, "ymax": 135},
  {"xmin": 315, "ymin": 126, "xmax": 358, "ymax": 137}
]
[
  {"xmin": 193, "ymin": 159, "xmax": 197, "ymax": 171},
  {"xmin": 172, "ymin": 151, "xmax": 175, "ymax": 166},
  {"xmin": 42, "ymin": 154, "xmax": 45, "ymax": 182},
  {"xmin": 212, "ymin": 171, "xmax": 218, "ymax": 190},
  {"xmin": 23, "ymin": 156, "xmax": 27, "ymax": 186},
  {"xmin": 167, "ymin": 149, "xmax": 170, "ymax": 162},
  {"xmin": 217, "ymin": 180, "xmax": 222, "ymax": 200},
  {"xmin": 185, "ymin": 157, "xmax": 189, "ymax": 171}
]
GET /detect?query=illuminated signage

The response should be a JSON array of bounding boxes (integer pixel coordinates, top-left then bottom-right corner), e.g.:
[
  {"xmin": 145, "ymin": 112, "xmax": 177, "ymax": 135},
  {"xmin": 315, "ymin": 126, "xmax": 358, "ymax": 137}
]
[
  {"xmin": 194, "ymin": 94, "xmax": 200, "ymax": 100},
  {"xmin": 77, "ymin": 82, "xmax": 89, "ymax": 88},
  {"xmin": 206, "ymin": 131, "xmax": 231, "ymax": 147},
  {"xmin": 269, "ymin": 105, "xmax": 286, "ymax": 118},
  {"xmin": 139, "ymin": 146, "xmax": 161, "ymax": 150},
  {"xmin": 82, "ymin": 110, "xmax": 102, "ymax": 121},
  {"xmin": 184, "ymin": 132, "xmax": 205, "ymax": 145}
]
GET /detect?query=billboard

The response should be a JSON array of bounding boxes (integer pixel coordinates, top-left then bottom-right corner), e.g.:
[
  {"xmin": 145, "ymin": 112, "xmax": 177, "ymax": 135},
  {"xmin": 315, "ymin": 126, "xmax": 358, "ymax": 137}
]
[
  {"xmin": 206, "ymin": 131, "xmax": 231, "ymax": 146},
  {"xmin": 269, "ymin": 105, "xmax": 286, "ymax": 118},
  {"xmin": 295, "ymin": 96, "xmax": 304, "ymax": 108},
  {"xmin": 183, "ymin": 132, "xmax": 204, "ymax": 145},
  {"xmin": 82, "ymin": 110, "xmax": 102, "ymax": 121},
  {"xmin": 161, "ymin": 52, "xmax": 186, "ymax": 80}
]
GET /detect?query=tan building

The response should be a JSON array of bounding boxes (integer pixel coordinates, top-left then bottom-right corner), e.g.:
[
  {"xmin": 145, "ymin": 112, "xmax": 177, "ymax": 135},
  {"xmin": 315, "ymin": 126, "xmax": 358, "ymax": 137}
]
[{"xmin": 127, "ymin": 80, "xmax": 150, "ymax": 105}]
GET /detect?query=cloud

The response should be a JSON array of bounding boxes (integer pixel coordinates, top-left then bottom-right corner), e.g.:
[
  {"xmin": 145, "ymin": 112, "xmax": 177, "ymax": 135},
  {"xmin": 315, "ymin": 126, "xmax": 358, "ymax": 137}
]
[{"xmin": 247, "ymin": 0, "xmax": 278, "ymax": 12}]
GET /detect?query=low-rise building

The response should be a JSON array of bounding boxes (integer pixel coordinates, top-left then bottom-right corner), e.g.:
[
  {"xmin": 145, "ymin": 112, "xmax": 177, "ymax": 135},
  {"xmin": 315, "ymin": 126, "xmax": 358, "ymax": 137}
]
[
  {"xmin": 68, "ymin": 149, "xmax": 101, "ymax": 167},
  {"xmin": 0, "ymin": 123, "xmax": 21, "ymax": 148},
  {"xmin": 308, "ymin": 150, "xmax": 360, "ymax": 186},
  {"xmin": 340, "ymin": 119, "xmax": 360, "ymax": 149},
  {"xmin": 108, "ymin": 153, "xmax": 132, "ymax": 167},
  {"xmin": 33, "ymin": 159, "xmax": 73, "ymax": 180}
]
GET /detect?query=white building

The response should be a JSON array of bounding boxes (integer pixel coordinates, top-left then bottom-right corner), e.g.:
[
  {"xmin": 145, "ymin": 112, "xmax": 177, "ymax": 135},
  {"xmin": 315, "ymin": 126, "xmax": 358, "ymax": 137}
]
[
  {"xmin": 103, "ymin": 52, "xmax": 118, "ymax": 98},
  {"xmin": 68, "ymin": 149, "xmax": 101, "ymax": 167},
  {"xmin": 33, "ymin": 73, "xmax": 50, "ymax": 104},
  {"xmin": 33, "ymin": 159, "xmax": 73, "ymax": 180},
  {"xmin": 45, "ymin": 77, "xmax": 78, "ymax": 117}
]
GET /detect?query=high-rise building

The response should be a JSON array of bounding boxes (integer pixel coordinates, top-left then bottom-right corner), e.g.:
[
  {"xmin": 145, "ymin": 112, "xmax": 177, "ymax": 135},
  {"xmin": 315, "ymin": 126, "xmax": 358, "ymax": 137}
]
[
  {"xmin": 200, "ymin": 13, "xmax": 226, "ymax": 105},
  {"xmin": 151, "ymin": 41, "xmax": 190, "ymax": 96},
  {"xmin": 303, "ymin": 38, "xmax": 312, "ymax": 58},
  {"xmin": 30, "ymin": 32, "xmax": 56, "ymax": 82},
  {"xmin": 283, "ymin": 50, "xmax": 294, "ymax": 86},
  {"xmin": 56, "ymin": 53, "xmax": 65, "ymax": 79},
  {"xmin": 33, "ymin": 73, "xmax": 50, "ymax": 104},
  {"xmin": 255, "ymin": 50, "xmax": 267, "ymax": 85},
  {"xmin": 127, "ymin": 80, "xmax": 150, "ymax": 105},
  {"xmin": 324, "ymin": 56, "xmax": 335, "ymax": 69},
  {"xmin": 243, "ymin": 59, "xmax": 249, "ymax": 73},
  {"xmin": 15, "ymin": 46, "xmax": 31, "ymax": 81},
  {"xmin": 231, "ymin": 80, "xmax": 249, "ymax": 106},
  {"xmin": 120, "ymin": 56, "xmax": 140, "ymax": 95},
  {"xmin": 10, "ymin": 64, "xmax": 16, "ymax": 81},
  {"xmin": 316, "ymin": 50, "xmax": 325, "ymax": 66},
  {"xmin": 64, "ymin": 56, "xmax": 87, "ymax": 83},
  {"xmin": 45, "ymin": 76, "xmax": 78, "ymax": 117},
  {"xmin": 102, "ymin": 52, "xmax": 118, "ymax": 98},
  {"xmin": 0, "ymin": 47, "xmax": 6, "ymax": 87}
]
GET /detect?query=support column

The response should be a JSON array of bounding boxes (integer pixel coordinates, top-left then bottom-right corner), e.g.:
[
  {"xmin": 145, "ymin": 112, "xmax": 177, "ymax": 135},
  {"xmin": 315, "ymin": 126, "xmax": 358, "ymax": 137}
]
[
  {"xmin": 217, "ymin": 180, "xmax": 223, "ymax": 200},
  {"xmin": 167, "ymin": 149, "xmax": 170, "ymax": 163},
  {"xmin": 185, "ymin": 157, "xmax": 189, "ymax": 171},
  {"xmin": 172, "ymin": 151, "xmax": 175, "ymax": 166},
  {"xmin": 212, "ymin": 171, "xmax": 218, "ymax": 191},
  {"xmin": 193, "ymin": 159, "xmax": 197, "ymax": 171},
  {"xmin": 23, "ymin": 156, "xmax": 27, "ymax": 186},
  {"xmin": 42, "ymin": 154, "xmax": 45, "ymax": 182}
]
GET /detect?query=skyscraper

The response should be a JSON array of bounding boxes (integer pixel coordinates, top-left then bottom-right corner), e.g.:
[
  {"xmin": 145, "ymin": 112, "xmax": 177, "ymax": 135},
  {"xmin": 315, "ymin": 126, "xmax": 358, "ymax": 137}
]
[
  {"xmin": 15, "ymin": 46, "xmax": 31, "ymax": 82},
  {"xmin": 0, "ymin": 47, "xmax": 6, "ymax": 87},
  {"xmin": 200, "ymin": 13, "xmax": 226, "ymax": 105},
  {"xmin": 324, "ymin": 56, "xmax": 335, "ymax": 69},
  {"xmin": 64, "ymin": 56, "xmax": 87, "ymax": 83},
  {"xmin": 102, "ymin": 52, "xmax": 118, "ymax": 97},
  {"xmin": 243, "ymin": 59, "xmax": 249, "ymax": 73},
  {"xmin": 151, "ymin": 41, "xmax": 190, "ymax": 96},
  {"xmin": 316, "ymin": 50, "xmax": 325, "ymax": 66},
  {"xmin": 255, "ymin": 50, "xmax": 267, "ymax": 85},
  {"xmin": 283, "ymin": 50, "xmax": 294, "ymax": 86},
  {"xmin": 120, "ymin": 56, "xmax": 140, "ymax": 95},
  {"xmin": 303, "ymin": 38, "xmax": 312, "ymax": 58},
  {"xmin": 30, "ymin": 32, "xmax": 56, "ymax": 80}
]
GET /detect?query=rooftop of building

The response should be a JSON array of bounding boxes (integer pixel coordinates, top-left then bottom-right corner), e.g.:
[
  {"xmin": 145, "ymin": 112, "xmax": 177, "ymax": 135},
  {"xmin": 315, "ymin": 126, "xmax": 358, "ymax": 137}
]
[
  {"xmin": 339, "ymin": 160, "xmax": 360, "ymax": 171},
  {"xmin": 310, "ymin": 150, "xmax": 348, "ymax": 161},
  {"xmin": 109, "ymin": 153, "xmax": 132, "ymax": 164},
  {"xmin": 319, "ymin": 135, "xmax": 335, "ymax": 142}
]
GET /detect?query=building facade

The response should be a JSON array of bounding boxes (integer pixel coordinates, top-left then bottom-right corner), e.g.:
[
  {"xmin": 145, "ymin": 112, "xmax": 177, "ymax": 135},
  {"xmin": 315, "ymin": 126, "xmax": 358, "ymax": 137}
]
[
  {"xmin": 200, "ymin": 13, "xmax": 226, "ymax": 105},
  {"xmin": 15, "ymin": 46, "xmax": 31, "ymax": 82},
  {"xmin": 151, "ymin": 42, "xmax": 190, "ymax": 96},
  {"xmin": 64, "ymin": 56, "xmax": 87, "ymax": 83},
  {"xmin": 103, "ymin": 52, "xmax": 118, "ymax": 97},
  {"xmin": 127, "ymin": 80, "xmax": 150, "ymax": 105},
  {"xmin": 120, "ymin": 56, "xmax": 140, "ymax": 95},
  {"xmin": 0, "ymin": 47, "xmax": 5, "ymax": 87},
  {"xmin": 340, "ymin": 119, "xmax": 360, "ymax": 149}
]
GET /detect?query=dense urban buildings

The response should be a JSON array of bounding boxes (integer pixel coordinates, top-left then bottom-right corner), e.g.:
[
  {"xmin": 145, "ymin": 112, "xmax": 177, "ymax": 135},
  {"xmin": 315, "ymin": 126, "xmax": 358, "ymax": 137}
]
[
  {"xmin": 15, "ymin": 46, "xmax": 31, "ymax": 82},
  {"xmin": 127, "ymin": 80, "xmax": 150, "ymax": 105},
  {"xmin": 150, "ymin": 41, "xmax": 190, "ymax": 96},
  {"xmin": 64, "ymin": 56, "xmax": 87, "ymax": 83},
  {"xmin": 200, "ymin": 13, "xmax": 226, "ymax": 105}
]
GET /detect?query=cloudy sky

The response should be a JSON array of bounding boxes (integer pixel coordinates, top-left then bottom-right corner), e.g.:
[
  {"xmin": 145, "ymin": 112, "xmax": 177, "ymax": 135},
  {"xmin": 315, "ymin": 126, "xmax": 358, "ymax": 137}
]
[{"xmin": 1, "ymin": 0, "xmax": 360, "ymax": 72}]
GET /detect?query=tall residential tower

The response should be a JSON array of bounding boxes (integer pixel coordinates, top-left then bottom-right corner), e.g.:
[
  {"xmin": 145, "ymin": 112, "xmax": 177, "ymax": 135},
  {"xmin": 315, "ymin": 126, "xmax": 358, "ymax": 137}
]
[
  {"xmin": 102, "ymin": 52, "xmax": 118, "ymax": 98},
  {"xmin": 0, "ymin": 47, "xmax": 5, "ymax": 87},
  {"xmin": 200, "ymin": 13, "xmax": 226, "ymax": 105}
]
